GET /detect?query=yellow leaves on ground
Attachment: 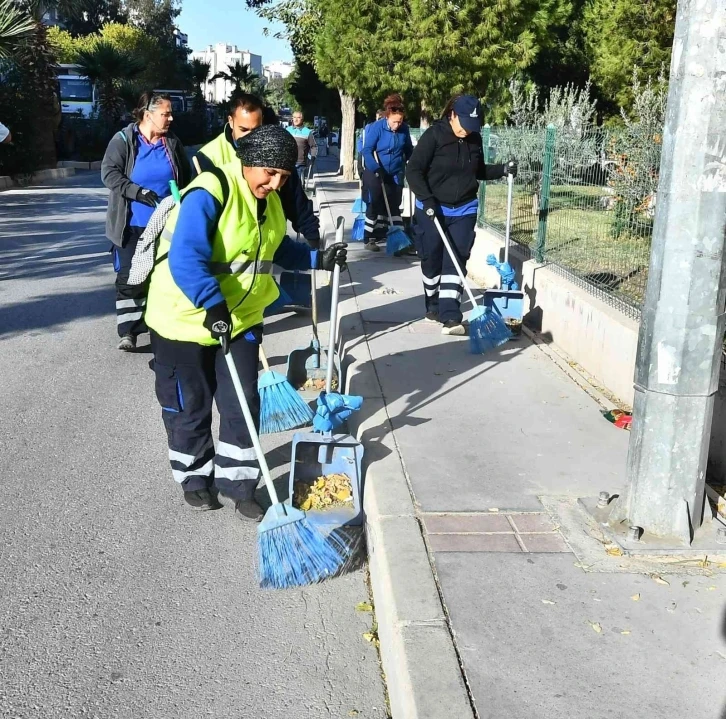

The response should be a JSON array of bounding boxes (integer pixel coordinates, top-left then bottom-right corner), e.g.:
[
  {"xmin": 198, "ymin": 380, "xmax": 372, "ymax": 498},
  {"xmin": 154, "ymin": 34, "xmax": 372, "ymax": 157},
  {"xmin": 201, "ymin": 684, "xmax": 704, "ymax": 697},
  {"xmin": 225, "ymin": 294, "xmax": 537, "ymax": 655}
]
[{"xmin": 293, "ymin": 473, "xmax": 353, "ymax": 511}]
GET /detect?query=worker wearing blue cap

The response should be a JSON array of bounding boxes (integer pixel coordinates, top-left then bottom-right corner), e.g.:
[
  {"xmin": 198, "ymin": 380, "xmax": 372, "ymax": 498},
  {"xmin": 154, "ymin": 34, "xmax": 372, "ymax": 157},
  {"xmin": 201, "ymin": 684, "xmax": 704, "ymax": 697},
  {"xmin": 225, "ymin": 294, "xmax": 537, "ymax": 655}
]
[{"xmin": 406, "ymin": 95, "xmax": 517, "ymax": 336}]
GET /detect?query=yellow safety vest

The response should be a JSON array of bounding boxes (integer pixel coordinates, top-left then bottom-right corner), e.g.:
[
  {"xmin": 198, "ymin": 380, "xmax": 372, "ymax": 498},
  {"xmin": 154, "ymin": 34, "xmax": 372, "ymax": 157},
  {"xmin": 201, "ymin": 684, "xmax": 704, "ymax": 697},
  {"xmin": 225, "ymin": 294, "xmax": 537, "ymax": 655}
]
[
  {"xmin": 145, "ymin": 160, "xmax": 285, "ymax": 345},
  {"xmin": 197, "ymin": 126, "xmax": 236, "ymax": 169}
]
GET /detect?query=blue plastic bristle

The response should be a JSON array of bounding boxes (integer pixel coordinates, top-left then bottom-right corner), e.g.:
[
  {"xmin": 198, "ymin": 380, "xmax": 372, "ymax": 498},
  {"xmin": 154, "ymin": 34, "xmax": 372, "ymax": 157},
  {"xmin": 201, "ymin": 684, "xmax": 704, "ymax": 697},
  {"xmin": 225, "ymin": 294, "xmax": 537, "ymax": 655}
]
[
  {"xmin": 385, "ymin": 227, "xmax": 411, "ymax": 255},
  {"xmin": 352, "ymin": 198, "xmax": 366, "ymax": 214},
  {"xmin": 468, "ymin": 306, "xmax": 512, "ymax": 354},
  {"xmin": 258, "ymin": 508, "xmax": 351, "ymax": 589},
  {"xmin": 258, "ymin": 370, "xmax": 314, "ymax": 434},
  {"xmin": 351, "ymin": 215, "xmax": 366, "ymax": 241}
]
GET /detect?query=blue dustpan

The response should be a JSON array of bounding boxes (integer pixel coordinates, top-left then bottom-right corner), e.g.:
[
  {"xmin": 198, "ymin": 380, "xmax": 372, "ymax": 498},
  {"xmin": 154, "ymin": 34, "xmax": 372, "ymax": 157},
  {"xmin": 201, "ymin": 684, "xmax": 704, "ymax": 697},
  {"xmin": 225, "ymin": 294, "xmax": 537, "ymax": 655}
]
[{"xmin": 289, "ymin": 220, "xmax": 364, "ymax": 531}]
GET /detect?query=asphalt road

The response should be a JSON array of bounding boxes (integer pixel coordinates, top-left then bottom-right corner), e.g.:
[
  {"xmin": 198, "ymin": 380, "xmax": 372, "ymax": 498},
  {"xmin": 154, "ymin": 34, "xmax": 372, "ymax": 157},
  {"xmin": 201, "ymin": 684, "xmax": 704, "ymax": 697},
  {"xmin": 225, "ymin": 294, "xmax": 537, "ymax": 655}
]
[{"xmin": 0, "ymin": 173, "xmax": 387, "ymax": 719}]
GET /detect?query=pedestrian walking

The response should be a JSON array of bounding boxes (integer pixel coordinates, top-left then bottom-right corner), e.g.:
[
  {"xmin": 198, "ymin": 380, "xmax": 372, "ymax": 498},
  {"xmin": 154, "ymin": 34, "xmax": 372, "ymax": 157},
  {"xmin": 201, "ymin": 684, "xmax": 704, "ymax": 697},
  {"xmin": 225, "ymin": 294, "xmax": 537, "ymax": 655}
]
[
  {"xmin": 144, "ymin": 125, "xmax": 347, "ymax": 517},
  {"xmin": 196, "ymin": 94, "xmax": 320, "ymax": 248},
  {"xmin": 286, "ymin": 110, "xmax": 317, "ymax": 185},
  {"xmin": 405, "ymin": 95, "xmax": 517, "ymax": 336},
  {"xmin": 361, "ymin": 95, "xmax": 413, "ymax": 253},
  {"xmin": 101, "ymin": 91, "xmax": 191, "ymax": 350}
]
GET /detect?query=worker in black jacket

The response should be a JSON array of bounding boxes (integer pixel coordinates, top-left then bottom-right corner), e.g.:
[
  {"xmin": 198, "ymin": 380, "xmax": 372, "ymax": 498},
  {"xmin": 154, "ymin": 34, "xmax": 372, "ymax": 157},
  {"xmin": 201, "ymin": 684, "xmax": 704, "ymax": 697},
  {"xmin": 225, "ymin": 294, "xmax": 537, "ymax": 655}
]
[{"xmin": 406, "ymin": 95, "xmax": 516, "ymax": 336}]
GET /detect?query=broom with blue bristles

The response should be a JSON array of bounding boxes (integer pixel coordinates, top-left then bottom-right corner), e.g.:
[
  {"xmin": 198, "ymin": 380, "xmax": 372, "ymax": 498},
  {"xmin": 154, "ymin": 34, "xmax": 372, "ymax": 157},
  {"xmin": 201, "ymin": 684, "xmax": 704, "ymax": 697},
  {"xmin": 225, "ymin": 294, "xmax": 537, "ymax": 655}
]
[
  {"xmin": 380, "ymin": 178, "xmax": 412, "ymax": 255},
  {"xmin": 351, "ymin": 213, "xmax": 366, "ymax": 241},
  {"xmin": 432, "ymin": 216, "xmax": 512, "ymax": 353},
  {"xmin": 351, "ymin": 197, "xmax": 366, "ymax": 214},
  {"xmin": 220, "ymin": 337, "xmax": 350, "ymax": 589},
  {"xmin": 258, "ymin": 344, "xmax": 314, "ymax": 434}
]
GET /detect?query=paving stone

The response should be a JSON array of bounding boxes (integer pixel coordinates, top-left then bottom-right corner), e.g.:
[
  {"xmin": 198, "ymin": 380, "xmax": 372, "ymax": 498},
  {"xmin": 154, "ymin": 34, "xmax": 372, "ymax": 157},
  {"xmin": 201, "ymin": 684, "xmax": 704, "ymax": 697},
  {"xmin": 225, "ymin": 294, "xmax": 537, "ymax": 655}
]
[
  {"xmin": 424, "ymin": 513, "xmax": 512, "ymax": 534},
  {"xmin": 519, "ymin": 533, "xmax": 571, "ymax": 553},
  {"xmin": 429, "ymin": 533, "xmax": 521, "ymax": 552},
  {"xmin": 508, "ymin": 513, "xmax": 556, "ymax": 533}
]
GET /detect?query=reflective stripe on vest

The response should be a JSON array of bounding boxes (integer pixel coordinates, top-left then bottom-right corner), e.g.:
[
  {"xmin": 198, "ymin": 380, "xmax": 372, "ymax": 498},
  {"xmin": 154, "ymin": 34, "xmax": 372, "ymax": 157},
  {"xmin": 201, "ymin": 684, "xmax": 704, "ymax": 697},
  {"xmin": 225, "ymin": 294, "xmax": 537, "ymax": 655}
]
[{"xmin": 208, "ymin": 259, "xmax": 274, "ymax": 275}]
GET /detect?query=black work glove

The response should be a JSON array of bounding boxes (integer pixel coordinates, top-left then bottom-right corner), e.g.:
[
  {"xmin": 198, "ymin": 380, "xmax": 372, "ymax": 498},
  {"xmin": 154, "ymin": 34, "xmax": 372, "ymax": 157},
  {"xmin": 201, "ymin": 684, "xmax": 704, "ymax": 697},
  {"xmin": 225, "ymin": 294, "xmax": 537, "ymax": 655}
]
[
  {"xmin": 317, "ymin": 242, "xmax": 348, "ymax": 271},
  {"xmin": 203, "ymin": 301, "xmax": 232, "ymax": 350},
  {"xmin": 503, "ymin": 160, "xmax": 518, "ymax": 179},
  {"xmin": 136, "ymin": 187, "xmax": 160, "ymax": 207},
  {"xmin": 422, "ymin": 198, "xmax": 438, "ymax": 218}
]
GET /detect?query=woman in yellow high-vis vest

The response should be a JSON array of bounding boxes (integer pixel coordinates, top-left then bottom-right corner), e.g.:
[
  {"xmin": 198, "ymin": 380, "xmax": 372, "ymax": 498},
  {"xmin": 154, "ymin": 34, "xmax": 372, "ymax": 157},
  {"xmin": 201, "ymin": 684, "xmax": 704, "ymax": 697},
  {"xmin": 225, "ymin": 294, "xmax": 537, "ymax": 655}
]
[{"xmin": 145, "ymin": 125, "xmax": 347, "ymax": 519}]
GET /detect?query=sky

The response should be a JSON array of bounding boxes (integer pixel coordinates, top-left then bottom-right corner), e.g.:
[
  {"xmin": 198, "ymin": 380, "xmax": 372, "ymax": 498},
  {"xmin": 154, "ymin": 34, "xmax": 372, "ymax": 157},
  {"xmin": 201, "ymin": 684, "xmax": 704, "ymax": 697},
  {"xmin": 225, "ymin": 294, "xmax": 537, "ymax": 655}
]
[{"xmin": 178, "ymin": 0, "xmax": 293, "ymax": 63}]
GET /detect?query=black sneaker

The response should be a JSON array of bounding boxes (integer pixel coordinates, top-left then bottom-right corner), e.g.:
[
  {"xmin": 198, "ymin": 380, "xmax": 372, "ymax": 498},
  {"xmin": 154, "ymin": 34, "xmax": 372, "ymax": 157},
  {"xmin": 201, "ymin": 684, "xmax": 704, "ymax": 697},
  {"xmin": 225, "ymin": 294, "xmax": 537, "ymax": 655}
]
[
  {"xmin": 235, "ymin": 498, "xmax": 264, "ymax": 522},
  {"xmin": 184, "ymin": 489, "xmax": 223, "ymax": 511},
  {"xmin": 117, "ymin": 334, "xmax": 136, "ymax": 351},
  {"xmin": 441, "ymin": 320, "xmax": 466, "ymax": 336},
  {"xmin": 364, "ymin": 241, "xmax": 380, "ymax": 252},
  {"xmin": 424, "ymin": 311, "xmax": 440, "ymax": 323}
]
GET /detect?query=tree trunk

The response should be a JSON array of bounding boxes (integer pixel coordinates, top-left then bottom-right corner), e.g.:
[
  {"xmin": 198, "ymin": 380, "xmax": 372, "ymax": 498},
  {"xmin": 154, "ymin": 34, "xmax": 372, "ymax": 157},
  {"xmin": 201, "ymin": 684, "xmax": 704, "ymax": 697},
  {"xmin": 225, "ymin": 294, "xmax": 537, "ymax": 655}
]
[
  {"xmin": 420, "ymin": 98, "xmax": 431, "ymax": 129},
  {"xmin": 339, "ymin": 88, "xmax": 356, "ymax": 181}
]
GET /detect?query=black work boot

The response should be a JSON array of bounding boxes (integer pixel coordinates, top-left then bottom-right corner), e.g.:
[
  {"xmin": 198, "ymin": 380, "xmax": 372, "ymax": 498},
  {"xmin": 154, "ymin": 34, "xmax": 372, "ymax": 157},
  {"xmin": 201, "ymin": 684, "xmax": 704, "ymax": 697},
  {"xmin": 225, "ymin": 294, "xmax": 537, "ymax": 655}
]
[
  {"xmin": 184, "ymin": 489, "xmax": 223, "ymax": 511},
  {"xmin": 235, "ymin": 498, "xmax": 264, "ymax": 522}
]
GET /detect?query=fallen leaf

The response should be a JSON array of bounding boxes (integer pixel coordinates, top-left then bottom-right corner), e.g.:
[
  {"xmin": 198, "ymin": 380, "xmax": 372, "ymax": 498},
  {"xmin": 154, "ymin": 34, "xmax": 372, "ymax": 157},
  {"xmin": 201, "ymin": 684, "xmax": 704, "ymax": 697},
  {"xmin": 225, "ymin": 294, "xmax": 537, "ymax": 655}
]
[
  {"xmin": 355, "ymin": 601, "xmax": 373, "ymax": 613},
  {"xmin": 717, "ymin": 562, "xmax": 726, "ymax": 569},
  {"xmin": 362, "ymin": 632, "xmax": 375, "ymax": 642},
  {"xmin": 541, "ymin": 599, "xmax": 556, "ymax": 605},
  {"xmin": 707, "ymin": 586, "xmax": 717, "ymax": 591},
  {"xmin": 621, "ymin": 630, "xmax": 631, "ymax": 635},
  {"xmin": 650, "ymin": 574, "xmax": 670, "ymax": 586},
  {"xmin": 349, "ymin": 711, "xmax": 360, "ymax": 717},
  {"xmin": 589, "ymin": 622, "xmax": 602, "ymax": 633},
  {"xmin": 606, "ymin": 546, "xmax": 623, "ymax": 557},
  {"xmin": 682, "ymin": 581, "xmax": 690, "ymax": 588},
  {"xmin": 631, "ymin": 593, "xmax": 641, "ymax": 601}
]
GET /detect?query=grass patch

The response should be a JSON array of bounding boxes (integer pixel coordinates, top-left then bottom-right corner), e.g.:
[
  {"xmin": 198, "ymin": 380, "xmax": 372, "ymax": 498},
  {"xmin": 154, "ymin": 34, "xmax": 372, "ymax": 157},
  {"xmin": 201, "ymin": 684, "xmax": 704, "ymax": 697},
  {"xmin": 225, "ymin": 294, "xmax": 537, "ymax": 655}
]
[{"xmin": 480, "ymin": 183, "xmax": 651, "ymax": 308}]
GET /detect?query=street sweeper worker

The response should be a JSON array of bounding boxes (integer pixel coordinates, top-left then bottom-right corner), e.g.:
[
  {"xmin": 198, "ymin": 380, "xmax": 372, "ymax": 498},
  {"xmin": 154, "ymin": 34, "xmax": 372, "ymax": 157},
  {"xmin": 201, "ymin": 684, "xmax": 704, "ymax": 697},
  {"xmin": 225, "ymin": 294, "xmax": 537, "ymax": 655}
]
[
  {"xmin": 287, "ymin": 110, "xmax": 318, "ymax": 184},
  {"xmin": 195, "ymin": 93, "xmax": 321, "ymax": 248},
  {"xmin": 145, "ymin": 124, "xmax": 347, "ymax": 519},
  {"xmin": 361, "ymin": 94, "xmax": 414, "ymax": 252},
  {"xmin": 102, "ymin": 91, "xmax": 191, "ymax": 351},
  {"xmin": 405, "ymin": 94, "xmax": 517, "ymax": 336}
]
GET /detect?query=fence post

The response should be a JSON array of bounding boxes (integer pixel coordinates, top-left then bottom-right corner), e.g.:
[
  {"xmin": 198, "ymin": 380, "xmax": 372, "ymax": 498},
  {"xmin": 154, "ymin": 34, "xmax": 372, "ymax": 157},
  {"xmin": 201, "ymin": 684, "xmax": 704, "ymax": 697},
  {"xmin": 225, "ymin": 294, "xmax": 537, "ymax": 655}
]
[
  {"xmin": 477, "ymin": 124, "xmax": 491, "ymax": 228},
  {"xmin": 535, "ymin": 124, "xmax": 556, "ymax": 263}
]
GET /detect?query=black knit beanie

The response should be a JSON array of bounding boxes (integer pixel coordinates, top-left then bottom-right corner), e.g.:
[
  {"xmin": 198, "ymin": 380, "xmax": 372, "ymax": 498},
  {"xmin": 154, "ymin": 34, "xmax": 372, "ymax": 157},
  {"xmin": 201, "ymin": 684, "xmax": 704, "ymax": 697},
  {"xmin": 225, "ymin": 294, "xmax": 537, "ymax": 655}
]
[{"xmin": 236, "ymin": 124, "xmax": 298, "ymax": 172}]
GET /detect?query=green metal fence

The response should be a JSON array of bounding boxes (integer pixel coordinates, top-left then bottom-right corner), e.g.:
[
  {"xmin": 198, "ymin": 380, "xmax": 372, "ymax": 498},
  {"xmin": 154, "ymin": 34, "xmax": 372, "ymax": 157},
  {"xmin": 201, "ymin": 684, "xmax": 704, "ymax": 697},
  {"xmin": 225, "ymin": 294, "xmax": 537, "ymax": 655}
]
[
  {"xmin": 354, "ymin": 122, "xmax": 656, "ymax": 315},
  {"xmin": 478, "ymin": 124, "xmax": 657, "ymax": 317}
]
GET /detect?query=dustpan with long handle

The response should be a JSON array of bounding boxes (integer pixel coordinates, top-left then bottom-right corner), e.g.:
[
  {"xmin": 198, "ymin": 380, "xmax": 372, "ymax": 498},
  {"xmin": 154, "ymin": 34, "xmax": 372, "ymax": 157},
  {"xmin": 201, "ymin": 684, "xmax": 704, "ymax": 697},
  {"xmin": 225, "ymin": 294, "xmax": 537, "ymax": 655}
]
[{"xmin": 288, "ymin": 217, "xmax": 365, "ymax": 528}]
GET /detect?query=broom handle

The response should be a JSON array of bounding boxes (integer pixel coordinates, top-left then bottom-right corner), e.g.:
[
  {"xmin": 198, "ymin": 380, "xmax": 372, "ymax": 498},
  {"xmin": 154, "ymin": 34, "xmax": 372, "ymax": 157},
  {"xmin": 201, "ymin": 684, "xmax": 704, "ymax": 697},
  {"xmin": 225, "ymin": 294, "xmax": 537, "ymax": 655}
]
[
  {"xmin": 192, "ymin": 156, "xmax": 201, "ymax": 175},
  {"xmin": 223, "ymin": 347, "xmax": 280, "ymax": 506},
  {"xmin": 258, "ymin": 344, "xmax": 271, "ymax": 373},
  {"xmin": 432, "ymin": 217, "xmax": 480, "ymax": 309},
  {"xmin": 504, "ymin": 173, "xmax": 514, "ymax": 267},
  {"xmin": 325, "ymin": 217, "xmax": 345, "ymax": 395},
  {"xmin": 310, "ymin": 268, "xmax": 319, "ymax": 342},
  {"xmin": 374, "ymin": 151, "xmax": 395, "ymax": 229}
]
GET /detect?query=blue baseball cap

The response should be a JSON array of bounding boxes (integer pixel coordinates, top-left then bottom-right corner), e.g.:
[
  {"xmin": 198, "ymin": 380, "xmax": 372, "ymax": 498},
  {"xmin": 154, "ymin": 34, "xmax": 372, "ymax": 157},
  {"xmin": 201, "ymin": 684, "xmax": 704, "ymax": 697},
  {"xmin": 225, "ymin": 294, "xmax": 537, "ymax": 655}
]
[{"xmin": 453, "ymin": 95, "xmax": 482, "ymax": 134}]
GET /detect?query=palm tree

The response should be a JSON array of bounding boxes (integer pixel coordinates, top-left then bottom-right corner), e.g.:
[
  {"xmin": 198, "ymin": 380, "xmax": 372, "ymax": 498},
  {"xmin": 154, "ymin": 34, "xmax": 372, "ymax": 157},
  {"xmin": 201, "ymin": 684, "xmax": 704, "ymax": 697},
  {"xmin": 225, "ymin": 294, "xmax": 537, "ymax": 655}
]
[
  {"xmin": 0, "ymin": 0, "xmax": 35, "ymax": 60},
  {"xmin": 211, "ymin": 60, "xmax": 262, "ymax": 96},
  {"xmin": 75, "ymin": 41, "xmax": 144, "ymax": 120},
  {"xmin": 189, "ymin": 57, "xmax": 211, "ymax": 111}
]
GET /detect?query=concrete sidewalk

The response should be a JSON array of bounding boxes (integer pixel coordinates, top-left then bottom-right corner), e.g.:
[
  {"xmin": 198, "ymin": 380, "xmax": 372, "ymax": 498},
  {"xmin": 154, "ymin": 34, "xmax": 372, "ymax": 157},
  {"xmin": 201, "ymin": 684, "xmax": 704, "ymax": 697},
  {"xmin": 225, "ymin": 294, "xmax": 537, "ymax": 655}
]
[{"xmin": 314, "ymin": 161, "xmax": 726, "ymax": 719}]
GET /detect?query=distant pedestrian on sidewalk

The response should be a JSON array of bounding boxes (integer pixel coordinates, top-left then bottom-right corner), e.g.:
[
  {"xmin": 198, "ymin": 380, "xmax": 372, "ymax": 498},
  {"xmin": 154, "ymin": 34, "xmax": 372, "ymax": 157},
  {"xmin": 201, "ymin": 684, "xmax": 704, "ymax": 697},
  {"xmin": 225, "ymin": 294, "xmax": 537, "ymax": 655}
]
[
  {"xmin": 361, "ymin": 95, "xmax": 413, "ymax": 253},
  {"xmin": 101, "ymin": 91, "xmax": 191, "ymax": 351},
  {"xmin": 144, "ymin": 125, "xmax": 346, "ymax": 516},
  {"xmin": 406, "ymin": 95, "xmax": 516, "ymax": 336},
  {"xmin": 287, "ymin": 110, "xmax": 317, "ymax": 186},
  {"xmin": 195, "ymin": 93, "xmax": 320, "ymax": 248}
]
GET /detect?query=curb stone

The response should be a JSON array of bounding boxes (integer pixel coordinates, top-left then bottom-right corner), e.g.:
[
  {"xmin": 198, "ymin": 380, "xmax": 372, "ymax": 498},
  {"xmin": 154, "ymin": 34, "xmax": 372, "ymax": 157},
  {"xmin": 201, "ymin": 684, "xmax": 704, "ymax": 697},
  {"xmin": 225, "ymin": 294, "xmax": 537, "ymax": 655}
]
[
  {"xmin": 316, "ymin": 170, "xmax": 476, "ymax": 719},
  {"xmin": 0, "ymin": 167, "xmax": 75, "ymax": 191}
]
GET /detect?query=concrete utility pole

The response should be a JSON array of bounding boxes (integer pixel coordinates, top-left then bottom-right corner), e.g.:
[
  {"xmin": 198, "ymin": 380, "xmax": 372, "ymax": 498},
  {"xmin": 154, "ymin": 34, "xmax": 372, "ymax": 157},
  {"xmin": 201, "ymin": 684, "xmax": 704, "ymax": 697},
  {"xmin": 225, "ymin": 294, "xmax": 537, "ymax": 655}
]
[{"xmin": 611, "ymin": 0, "xmax": 726, "ymax": 544}]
